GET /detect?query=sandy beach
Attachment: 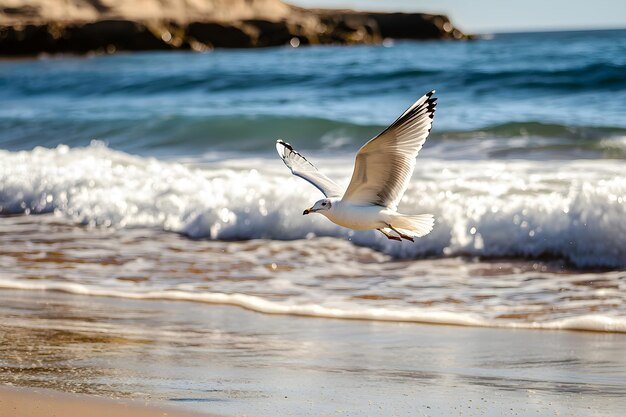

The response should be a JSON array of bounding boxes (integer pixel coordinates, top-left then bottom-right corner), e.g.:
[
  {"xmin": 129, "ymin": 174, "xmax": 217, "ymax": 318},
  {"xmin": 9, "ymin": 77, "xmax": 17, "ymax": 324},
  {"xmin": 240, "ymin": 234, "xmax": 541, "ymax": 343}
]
[
  {"xmin": 0, "ymin": 385, "xmax": 212, "ymax": 417},
  {"xmin": 1, "ymin": 288, "xmax": 625, "ymax": 417}
]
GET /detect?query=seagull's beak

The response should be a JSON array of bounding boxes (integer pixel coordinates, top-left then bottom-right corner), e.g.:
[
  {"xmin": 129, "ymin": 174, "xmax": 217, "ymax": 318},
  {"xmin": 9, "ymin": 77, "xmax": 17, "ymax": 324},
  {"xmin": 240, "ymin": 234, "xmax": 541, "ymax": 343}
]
[{"xmin": 303, "ymin": 208, "xmax": 312, "ymax": 215}]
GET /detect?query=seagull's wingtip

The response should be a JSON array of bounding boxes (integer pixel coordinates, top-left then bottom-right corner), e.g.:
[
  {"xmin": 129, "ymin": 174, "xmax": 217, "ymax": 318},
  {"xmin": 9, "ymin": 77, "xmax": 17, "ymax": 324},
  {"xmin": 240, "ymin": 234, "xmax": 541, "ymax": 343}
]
[
  {"xmin": 276, "ymin": 140, "xmax": 285, "ymax": 156},
  {"xmin": 276, "ymin": 139, "xmax": 294, "ymax": 152},
  {"xmin": 276, "ymin": 139, "xmax": 297, "ymax": 161}
]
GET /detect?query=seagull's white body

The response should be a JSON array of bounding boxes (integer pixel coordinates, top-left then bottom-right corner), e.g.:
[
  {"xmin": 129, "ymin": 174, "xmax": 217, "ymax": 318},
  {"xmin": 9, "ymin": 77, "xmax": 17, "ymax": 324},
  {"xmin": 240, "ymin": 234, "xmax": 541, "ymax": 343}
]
[
  {"xmin": 322, "ymin": 199, "xmax": 394, "ymax": 230},
  {"xmin": 276, "ymin": 91, "xmax": 437, "ymax": 242}
]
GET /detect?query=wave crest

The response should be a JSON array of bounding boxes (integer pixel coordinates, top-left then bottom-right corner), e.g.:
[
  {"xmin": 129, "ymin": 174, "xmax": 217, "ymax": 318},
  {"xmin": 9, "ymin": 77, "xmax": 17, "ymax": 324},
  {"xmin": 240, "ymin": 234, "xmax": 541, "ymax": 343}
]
[{"xmin": 1, "ymin": 143, "xmax": 624, "ymax": 268}]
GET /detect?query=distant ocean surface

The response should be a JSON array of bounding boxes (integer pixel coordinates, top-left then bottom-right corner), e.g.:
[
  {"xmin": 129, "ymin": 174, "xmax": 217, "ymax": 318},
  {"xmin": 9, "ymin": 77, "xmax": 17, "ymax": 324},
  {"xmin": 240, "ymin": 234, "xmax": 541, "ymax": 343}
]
[{"xmin": 1, "ymin": 30, "xmax": 625, "ymax": 332}]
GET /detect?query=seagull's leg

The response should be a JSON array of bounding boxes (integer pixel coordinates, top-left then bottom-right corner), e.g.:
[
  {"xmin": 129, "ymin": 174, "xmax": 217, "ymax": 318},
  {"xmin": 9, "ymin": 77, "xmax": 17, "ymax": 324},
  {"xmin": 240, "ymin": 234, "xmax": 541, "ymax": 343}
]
[
  {"xmin": 378, "ymin": 228, "xmax": 401, "ymax": 241},
  {"xmin": 386, "ymin": 224, "xmax": 415, "ymax": 242}
]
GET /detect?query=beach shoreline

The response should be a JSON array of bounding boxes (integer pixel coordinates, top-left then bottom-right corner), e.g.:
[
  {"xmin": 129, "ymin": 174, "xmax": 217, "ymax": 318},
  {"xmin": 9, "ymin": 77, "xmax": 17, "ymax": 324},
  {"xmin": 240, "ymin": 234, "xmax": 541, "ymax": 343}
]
[
  {"xmin": 0, "ymin": 213, "xmax": 623, "ymax": 334},
  {"xmin": 1, "ymin": 288, "xmax": 625, "ymax": 417}
]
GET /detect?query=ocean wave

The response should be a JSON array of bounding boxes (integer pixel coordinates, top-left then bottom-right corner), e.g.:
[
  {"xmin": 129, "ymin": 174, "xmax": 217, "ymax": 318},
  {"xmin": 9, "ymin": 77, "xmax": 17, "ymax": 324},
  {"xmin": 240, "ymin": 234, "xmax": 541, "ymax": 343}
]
[
  {"xmin": 1, "ymin": 279, "xmax": 624, "ymax": 333},
  {"xmin": 440, "ymin": 121, "xmax": 626, "ymax": 141},
  {"xmin": 2, "ymin": 116, "xmax": 625, "ymax": 159},
  {"xmin": 460, "ymin": 62, "xmax": 626, "ymax": 91},
  {"xmin": 4, "ymin": 55, "xmax": 625, "ymax": 97},
  {"xmin": 3, "ymin": 34, "xmax": 626, "ymax": 161},
  {"xmin": 1, "ymin": 143, "xmax": 624, "ymax": 268}
]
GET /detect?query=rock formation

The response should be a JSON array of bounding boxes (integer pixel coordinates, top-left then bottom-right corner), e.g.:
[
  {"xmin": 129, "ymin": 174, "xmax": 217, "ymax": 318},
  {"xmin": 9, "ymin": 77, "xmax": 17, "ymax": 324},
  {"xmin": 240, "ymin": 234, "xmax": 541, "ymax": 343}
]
[{"xmin": 0, "ymin": 0, "xmax": 471, "ymax": 55}]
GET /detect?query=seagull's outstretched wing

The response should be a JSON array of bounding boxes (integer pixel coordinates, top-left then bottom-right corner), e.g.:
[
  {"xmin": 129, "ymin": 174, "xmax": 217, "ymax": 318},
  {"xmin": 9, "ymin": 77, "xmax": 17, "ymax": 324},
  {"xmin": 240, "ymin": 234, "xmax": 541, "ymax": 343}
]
[
  {"xmin": 276, "ymin": 140, "xmax": 343, "ymax": 198},
  {"xmin": 342, "ymin": 91, "xmax": 437, "ymax": 210}
]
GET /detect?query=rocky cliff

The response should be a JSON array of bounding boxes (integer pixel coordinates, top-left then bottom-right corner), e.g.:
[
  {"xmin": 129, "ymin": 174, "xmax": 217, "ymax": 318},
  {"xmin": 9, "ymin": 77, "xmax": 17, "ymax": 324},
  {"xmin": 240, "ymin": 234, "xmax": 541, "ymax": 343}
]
[{"xmin": 0, "ymin": 0, "xmax": 470, "ymax": 55}]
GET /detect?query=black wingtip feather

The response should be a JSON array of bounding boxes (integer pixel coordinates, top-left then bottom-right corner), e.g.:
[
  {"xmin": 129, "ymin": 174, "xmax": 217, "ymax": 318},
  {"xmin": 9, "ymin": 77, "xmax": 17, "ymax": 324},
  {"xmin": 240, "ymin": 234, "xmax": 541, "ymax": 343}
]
[
  {"xmin": 424, "ymin": 90, "xmax": 438, "ymax": 122},
  {"xmin": 277, "ymin": 139, "xmax": 292, "ymax": 150},
  {"xmin": 277, "ymin": 139, "xmax": 299, "ymax": 159},
  {"xmin": 276, "ymin": 139, "xmax": 318, "ymax": 171},
  {"xmin": 425, "ymin": 91, "xmax": 437, "ymax": 118}
]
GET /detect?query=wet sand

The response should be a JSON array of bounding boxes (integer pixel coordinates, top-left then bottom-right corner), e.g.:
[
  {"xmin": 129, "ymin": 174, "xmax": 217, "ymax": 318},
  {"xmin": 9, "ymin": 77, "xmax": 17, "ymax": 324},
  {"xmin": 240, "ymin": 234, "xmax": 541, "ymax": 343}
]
[
  {"xmin": 1, "ymin": 288, "xmax": 625, "ymax": 417},
  {"xmin": 0, "ymin": 385, "xmax": 211, "ymax": 417}
]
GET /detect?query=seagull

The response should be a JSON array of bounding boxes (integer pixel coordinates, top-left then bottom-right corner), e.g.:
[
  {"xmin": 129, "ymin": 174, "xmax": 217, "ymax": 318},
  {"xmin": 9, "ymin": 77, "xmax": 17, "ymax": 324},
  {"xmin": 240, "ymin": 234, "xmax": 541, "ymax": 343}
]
[{"xmin": 276, "ymin": 90, "xmax": 436, "ymax": 242}]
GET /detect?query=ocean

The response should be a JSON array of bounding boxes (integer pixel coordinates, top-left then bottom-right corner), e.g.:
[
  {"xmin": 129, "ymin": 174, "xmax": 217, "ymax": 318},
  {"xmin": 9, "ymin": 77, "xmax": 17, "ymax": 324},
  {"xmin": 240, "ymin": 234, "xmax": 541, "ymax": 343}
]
[{"xmin": 1, "ymin": 29, "xmax": 625, "ymax": 333}]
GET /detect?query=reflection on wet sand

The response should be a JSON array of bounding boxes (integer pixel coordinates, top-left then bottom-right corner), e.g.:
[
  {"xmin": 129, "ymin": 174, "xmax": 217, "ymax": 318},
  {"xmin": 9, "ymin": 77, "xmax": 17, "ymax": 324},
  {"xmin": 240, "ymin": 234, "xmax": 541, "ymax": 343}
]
[{"xmin": 1, "ymin": 289, "xmax": 625, "ymax": 417}]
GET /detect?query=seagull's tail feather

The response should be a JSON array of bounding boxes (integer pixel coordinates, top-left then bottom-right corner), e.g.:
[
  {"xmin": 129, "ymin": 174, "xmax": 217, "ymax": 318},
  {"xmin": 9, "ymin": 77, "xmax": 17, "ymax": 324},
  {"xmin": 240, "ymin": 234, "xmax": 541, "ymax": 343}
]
[{"xmin": 390, "ymin": 213, "xmax": 434, "ymax": 239}]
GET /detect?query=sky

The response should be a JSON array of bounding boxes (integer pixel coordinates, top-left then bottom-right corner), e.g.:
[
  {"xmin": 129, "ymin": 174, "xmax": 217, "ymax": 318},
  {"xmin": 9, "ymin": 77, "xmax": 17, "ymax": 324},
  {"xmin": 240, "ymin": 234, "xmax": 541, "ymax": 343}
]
[{"xmin": 289, "ymin": 0, "xmax": 626, "ymax": 33}]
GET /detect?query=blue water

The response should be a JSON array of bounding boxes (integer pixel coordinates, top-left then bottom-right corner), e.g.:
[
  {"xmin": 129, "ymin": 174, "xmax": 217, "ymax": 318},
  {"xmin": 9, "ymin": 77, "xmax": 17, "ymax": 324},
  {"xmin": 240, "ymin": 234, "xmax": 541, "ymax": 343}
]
[
  {"xmin": 0, "ymin": 29, "xmax": 625, "ymax": 331},
  {"xmin": 1, "ymin": 29, "xmax": 626, "ymax": 157},
  {"xmin": 0, "ymin": 29, "xmax": 625, "ymax": 270}
]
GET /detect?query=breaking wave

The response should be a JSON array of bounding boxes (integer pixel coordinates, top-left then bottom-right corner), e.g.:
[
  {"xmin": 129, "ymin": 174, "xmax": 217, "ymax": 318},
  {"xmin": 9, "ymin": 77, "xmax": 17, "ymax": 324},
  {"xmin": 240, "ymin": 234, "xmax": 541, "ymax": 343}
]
[
  {"xmin": 0, "ymin": 279, "xmax": 624, "ymax": 333},
  {"xmin": 1, "ymin": 143, "xmax": 624, "ymax": 268}
]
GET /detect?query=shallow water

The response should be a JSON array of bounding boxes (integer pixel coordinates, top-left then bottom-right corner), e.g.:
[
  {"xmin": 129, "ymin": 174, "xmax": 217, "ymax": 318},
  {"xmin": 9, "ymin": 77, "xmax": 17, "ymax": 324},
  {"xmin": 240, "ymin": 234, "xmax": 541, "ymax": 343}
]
[
  {"xmin": 1, "ymin": 215, "xmax": 624, "ymax": 332},
  {"xmin": 1, "ymin": 290, "xmax": 625, "ymax": 417}
]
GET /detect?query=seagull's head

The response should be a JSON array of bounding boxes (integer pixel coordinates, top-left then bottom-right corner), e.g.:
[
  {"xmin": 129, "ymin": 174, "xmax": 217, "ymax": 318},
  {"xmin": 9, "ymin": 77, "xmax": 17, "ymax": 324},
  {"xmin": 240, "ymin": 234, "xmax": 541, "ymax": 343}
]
[{"xmin": 303, "ymin": 198, "xmax": 332, "ymax": 215}]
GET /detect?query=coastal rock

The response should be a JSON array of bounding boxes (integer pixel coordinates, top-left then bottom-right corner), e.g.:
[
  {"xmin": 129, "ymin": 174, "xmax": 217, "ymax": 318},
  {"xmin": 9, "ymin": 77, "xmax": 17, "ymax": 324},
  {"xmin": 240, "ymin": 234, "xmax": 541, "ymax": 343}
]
[
  {"xmin": 0, "ymin": 20, "xmax": 174, "ymax": 54},
  {"xmin": 351, "ymin": 12, "xmax": 467, "ymax": 40},
  {"xmin": 0, "ymin": 0, "xmax": 471, "ymax": 55},
  {"xmin": 186, "ymin": 22, "xmax": 255, "ymax": 49}
]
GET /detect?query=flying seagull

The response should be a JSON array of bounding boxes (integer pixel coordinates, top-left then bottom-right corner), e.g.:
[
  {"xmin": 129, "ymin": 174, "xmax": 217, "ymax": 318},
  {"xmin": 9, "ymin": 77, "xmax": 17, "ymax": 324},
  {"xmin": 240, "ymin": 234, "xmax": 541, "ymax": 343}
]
[{"xmin": 276, "ymin": 90, "xmax": 436, "ymax": 242}]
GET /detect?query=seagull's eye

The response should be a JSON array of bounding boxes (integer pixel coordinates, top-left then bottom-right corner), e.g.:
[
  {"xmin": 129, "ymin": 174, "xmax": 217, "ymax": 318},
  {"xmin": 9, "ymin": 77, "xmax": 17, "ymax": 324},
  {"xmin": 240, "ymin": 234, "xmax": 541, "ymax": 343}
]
[{"xmin": 322, "ymin": 202, "xmax": 327, "ymax": 206}]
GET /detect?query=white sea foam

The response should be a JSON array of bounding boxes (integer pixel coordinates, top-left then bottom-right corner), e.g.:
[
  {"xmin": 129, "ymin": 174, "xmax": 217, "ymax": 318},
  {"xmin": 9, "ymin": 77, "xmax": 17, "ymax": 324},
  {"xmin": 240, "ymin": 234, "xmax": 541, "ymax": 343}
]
[
  {"xmin": 0, "ymin": 143, "xmax": 625, "ymax": 267},
  {"xmin": 0, "ymin": 279, "xmax": 624, "ymax": 333}
]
